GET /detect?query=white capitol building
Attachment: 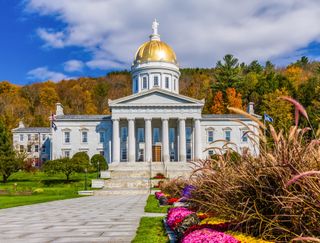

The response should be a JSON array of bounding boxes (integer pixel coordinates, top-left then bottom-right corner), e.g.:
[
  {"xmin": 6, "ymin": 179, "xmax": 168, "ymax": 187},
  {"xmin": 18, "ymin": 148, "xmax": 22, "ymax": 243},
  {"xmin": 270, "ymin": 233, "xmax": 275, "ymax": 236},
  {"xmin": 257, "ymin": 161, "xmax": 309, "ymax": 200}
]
[{"xmin": 13, "ymin": 21, "xmax": 260, "ymax": 168}]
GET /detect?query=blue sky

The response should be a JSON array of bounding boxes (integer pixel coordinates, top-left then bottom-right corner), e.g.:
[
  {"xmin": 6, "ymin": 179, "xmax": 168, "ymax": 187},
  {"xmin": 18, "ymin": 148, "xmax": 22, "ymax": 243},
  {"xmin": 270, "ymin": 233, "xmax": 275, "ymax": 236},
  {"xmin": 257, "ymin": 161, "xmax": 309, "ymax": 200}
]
[{"xmin": 1, "ymin": 0, "xmax": 320, "ymax": 85}]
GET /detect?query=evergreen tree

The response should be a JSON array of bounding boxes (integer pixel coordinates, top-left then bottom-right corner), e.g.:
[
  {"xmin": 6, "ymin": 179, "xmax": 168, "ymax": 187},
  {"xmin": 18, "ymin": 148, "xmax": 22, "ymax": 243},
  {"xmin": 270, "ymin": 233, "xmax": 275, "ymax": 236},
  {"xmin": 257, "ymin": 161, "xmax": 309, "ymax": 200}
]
[{"xmin": 0, "ymin": 120, "xmax": 22, "ymax": 182}]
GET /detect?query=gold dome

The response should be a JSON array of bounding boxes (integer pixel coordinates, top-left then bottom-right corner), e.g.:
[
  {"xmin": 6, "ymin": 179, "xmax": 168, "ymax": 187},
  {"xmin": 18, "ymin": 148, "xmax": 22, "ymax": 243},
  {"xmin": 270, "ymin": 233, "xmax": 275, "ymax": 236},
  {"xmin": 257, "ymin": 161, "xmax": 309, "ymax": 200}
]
[{"xmin": 134, "ymin": 40, "xmax": 177, "ymax": 65}]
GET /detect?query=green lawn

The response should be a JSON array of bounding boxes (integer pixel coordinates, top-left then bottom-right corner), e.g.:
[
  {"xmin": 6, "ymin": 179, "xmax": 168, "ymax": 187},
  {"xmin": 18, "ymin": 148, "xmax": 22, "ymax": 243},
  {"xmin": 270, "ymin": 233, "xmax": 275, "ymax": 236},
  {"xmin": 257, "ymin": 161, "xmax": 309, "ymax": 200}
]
[
  {"xmin": 0, "ymin": 171, "xmax": 97, "ymax": 209},
  {"xmin": 144, "ymin": 194, "xmax": 171, "ymax": 213},
  {"xmin": 132, "ymin": 217, "xmax": 168, "ymax": 243}
]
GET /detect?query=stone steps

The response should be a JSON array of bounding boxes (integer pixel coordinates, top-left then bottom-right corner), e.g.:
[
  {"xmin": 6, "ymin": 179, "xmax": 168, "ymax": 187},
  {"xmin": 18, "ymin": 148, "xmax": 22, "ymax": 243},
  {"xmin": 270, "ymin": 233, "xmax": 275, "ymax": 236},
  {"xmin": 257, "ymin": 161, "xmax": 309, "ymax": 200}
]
[
  {"xmin": 94, "ymin": 188, "xmax": 150, "ymax": 195},
  {"xmin": 104, "ymin": 177, "xmax": 150, "ymax": 189}
]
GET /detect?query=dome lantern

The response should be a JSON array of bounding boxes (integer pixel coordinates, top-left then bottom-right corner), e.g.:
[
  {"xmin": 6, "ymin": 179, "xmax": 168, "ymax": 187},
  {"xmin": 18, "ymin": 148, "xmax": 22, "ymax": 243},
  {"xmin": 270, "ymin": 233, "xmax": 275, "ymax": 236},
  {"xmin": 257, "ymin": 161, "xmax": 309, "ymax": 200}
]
[{"xmin": 131, "ymin": 20, "xmax": 181, "ymax": 94}]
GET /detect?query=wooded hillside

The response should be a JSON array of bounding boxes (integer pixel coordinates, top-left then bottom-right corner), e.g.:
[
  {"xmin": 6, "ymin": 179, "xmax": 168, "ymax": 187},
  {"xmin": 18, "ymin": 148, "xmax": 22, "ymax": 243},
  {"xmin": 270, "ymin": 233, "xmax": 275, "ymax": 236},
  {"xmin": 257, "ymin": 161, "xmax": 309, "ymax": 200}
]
[{"xmin": 1, "ymin": 55, "xmax": 319, "ymax": 132}]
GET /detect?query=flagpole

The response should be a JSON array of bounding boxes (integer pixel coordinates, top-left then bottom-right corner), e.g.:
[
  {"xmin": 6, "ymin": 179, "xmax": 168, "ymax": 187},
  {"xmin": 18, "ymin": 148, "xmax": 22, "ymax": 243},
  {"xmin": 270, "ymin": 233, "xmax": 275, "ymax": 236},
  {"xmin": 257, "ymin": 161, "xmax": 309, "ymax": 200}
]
[{"xmin": 263, "ymin": 112, "xmax": 266, "ymax": 152}]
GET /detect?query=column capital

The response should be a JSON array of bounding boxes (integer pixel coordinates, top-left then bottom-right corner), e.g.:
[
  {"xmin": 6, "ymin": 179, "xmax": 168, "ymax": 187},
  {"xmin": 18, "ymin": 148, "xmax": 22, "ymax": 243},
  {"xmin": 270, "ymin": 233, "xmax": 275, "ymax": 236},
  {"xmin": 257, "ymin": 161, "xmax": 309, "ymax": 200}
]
[
  {"xmin": 161, "ymin": 118, "xmax": 169, "ymax": 122},
  {"xmin": 178, "ymin": 118, "xmax": 186, "ymax": 121},
  {"xmin": 112, "ymin": 118, "xmax": 119, "ymax": 122},
  {"xmin": 128, "ymin": 118, "xmax": 135, "ymax": 122},
  {"xmin": 144, "ymin": 118, "xmax": 152, "ymax": 122},
  {"xmin": 194, "ymin": 118, "xmax": 201, "ymax": 121}
]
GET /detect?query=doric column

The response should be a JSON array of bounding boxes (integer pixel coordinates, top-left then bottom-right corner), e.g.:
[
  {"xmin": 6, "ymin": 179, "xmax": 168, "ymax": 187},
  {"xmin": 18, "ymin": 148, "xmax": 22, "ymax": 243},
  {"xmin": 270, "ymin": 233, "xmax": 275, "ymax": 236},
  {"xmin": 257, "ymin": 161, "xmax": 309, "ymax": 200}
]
[
  {"xmin": 162, "ymin": 118, "xmax": 169, "ymax": 162},
  {"xmin": 112, "ymin": 118, "xmax": 120, "ymax": 163},
  {"xmin": 179, "ymin": 118, "xmax": 186, "ymax": 162},
  {"xmin": 128, "ymin": 118, "xmax": 136, "ymax": 162},
  {"xmin": 145, "ymin": 118, "xmax": 152, "ymax": 162},
  {"xmin": 194, "ymin": 118, "xmax": 201, "ymax": 161}
]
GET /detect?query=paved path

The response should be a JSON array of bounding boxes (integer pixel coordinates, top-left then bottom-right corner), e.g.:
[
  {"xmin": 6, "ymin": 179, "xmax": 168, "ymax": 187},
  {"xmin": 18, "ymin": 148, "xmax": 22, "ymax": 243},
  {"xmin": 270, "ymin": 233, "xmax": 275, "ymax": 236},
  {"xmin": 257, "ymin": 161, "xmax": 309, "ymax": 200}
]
[{"xmin": 0, "ymin": 194, "xmax": 148, "ymax": 243}]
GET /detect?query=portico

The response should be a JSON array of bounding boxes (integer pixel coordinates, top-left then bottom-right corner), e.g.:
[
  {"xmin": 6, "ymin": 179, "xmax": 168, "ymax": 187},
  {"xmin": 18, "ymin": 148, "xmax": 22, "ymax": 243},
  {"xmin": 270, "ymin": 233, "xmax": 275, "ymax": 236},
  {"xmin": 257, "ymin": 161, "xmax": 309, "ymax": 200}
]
[
  {"xmin": 109, "ymin": 89, "xmax": 204, "ymax": 163},
  {"xmin": 111, "ymin": 116, "xmax": 202, "ymax": 163}
]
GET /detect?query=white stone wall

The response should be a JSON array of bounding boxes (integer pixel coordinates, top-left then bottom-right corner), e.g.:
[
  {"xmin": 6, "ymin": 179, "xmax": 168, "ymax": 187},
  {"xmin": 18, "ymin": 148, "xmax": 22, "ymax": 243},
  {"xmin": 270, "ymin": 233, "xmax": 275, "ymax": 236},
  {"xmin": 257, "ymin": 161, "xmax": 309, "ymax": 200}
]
[
  {"xmin": 131, "ymin": 62, "xmax": 180, "ymax": 94},
  {"xmin": 52, "ymin": 119, "xmax": 112, "ymax": 162},
  {"xmin": 12, "ymin": 132, "xmax": 51, "ymax": 161},
  {"xmin": 200, "ymin": 119, "xmax": 260, "ymax": 158}
]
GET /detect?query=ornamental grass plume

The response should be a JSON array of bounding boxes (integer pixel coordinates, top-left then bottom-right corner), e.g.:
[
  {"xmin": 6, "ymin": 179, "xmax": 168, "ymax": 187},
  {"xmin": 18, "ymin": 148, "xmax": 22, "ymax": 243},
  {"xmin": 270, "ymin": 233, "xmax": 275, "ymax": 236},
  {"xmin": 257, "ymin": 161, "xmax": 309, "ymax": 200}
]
[{"xmin": 187, "ymin": 105, "xmax": 320, "ymax": 241}]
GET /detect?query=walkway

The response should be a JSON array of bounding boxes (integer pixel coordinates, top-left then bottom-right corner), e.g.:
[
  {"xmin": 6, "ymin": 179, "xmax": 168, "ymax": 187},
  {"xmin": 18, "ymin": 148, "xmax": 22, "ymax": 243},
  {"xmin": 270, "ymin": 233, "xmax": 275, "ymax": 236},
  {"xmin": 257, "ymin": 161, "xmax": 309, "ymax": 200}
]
[{"xmin": 0, "ymin": 194, "xmax": 148, "ymax": 243}]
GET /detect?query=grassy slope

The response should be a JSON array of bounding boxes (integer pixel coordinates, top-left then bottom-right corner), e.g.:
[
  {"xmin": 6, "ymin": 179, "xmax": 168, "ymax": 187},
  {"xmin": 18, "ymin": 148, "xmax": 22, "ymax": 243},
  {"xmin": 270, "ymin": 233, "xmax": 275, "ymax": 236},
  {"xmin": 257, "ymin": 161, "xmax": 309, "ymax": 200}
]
[
  {"xmin": 0, "ymin": 171, "xmax": 97, "ymax": 209},
  {"xmin": 132, "ymin": 217, "xmax": 168, "ymax": 243},
  {"xmin": 144, "ymin": 194, "xmax": 171, "ymax": 213}
]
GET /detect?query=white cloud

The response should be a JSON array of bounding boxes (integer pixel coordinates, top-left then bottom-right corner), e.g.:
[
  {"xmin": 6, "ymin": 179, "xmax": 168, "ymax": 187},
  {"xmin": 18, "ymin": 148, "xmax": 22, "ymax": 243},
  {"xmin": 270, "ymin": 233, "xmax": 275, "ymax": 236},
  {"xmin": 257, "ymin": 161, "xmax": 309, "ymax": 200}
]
[
  {"xmin": 27, "ymin": 66, "xmax": 70, "ymax": 82},
  {"xmin": 64, "ymin": 60, "xmax": 84, "ymax": 72},
  {"xmin": 25, "ymin": 0, "xmax": 320, "ymax": 68},
  {"xmin": 86, "ymin": 59, "xmax": 126, "ymax": 70}
]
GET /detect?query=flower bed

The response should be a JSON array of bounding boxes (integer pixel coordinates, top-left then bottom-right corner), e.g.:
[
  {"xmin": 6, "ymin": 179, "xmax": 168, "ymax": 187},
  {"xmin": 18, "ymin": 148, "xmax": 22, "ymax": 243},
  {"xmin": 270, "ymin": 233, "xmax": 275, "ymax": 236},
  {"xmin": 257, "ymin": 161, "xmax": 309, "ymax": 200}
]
[{"xmin": 155, "ymin": 185, "xmax": 272, "ymax": 242}]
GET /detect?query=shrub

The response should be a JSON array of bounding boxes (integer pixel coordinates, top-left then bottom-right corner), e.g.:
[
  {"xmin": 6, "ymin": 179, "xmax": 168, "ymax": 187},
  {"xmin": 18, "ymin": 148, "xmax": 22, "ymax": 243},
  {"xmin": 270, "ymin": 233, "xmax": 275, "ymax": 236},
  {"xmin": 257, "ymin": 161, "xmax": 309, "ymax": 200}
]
[
  {"xmin": 91, "ymin": 154, "xmax": 108, "ymax": 171},
  {"xmin": 159, "ymin": 177, "xmax": 189, "ymax": 198},
  {"xmin": 188, "ymin": 124, "xmax": 320, "ymax": 241},
  {"xmin": 72, "ymin": 152, "xmax": 90, "ymax": 164},
  {"xmin": 43, "ymin": 157, "xmax": 87, "ymax": 182}
]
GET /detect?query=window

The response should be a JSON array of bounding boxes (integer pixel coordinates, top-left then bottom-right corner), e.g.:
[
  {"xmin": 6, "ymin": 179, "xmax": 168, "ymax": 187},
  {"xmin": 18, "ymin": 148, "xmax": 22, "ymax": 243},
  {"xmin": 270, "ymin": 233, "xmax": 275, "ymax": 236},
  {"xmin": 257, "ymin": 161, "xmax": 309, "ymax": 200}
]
[
  {"xmin": 138, "ymin": 128, "xmax": 144, "ymax": 142},
  {"xmin": 42, "ymin": 134, "xmax": 46, "ymax": 141},
  {"xmin": 153, "ymin": 128, "xmax": 160, "ymax": 144},
  {"xmin": 27, "ymin": 145, "xmax": 32, "ymax": 152},
  {"xmin": 19, "ymin": 134, "xmax": 24, "ymax": 142},
  {"xmin": 35, "ymin": 134, "xmax": 39, "ymax": 141},
  {"xmin": 241, "ymin": 130, "xmax": 248, "ymax": 143},
  {"xmin": 99, "ymin": 132, "xmax": 105, "ymax": 143},
  {"xmin": 100, "ymin": 151, "xmax": 105, "ymax": 156},
  {"xmin": 207, "ymin": 130, "xmax": 214, "ymax": 143},
  {"xmin": 134, "ymin": 78, "xmax": 138, "ymax": 92},
  {"xmin": 153, "ymin": 76, "xmax": 159, "ymax": 86},
  {"xmin": 142, "ymin": 77, "xmax": 148, "ymax": 89},
  {"xmin": 121, "ymin": 148, "xmax": 127, "ymax": 160},
  {"xmin": 186, "ymin": 127, "xmax": 192, "ymax": 143},
  {"xmin": 19, "ymin": 145, "xmax": 24, "ymax": 152},
  {"xmin": 165, "ymin": 77, "xmax": 169, "ymax": 88},
  {"xmin": 82, "ymin": 131, "xmax": 88, "ymax": 143},
  {"xmin": 28, "ymin": 134, "xmax": 31, "ymax": 141},
  {"xmin": 208, "ymin": 150, "xmax": 214, "ymax": 156},
  {"xmin": 173, "ymin": 79, "xmax": 176, "ymax": 90},
  {"xmin": 42, "ymin": 146, "xmax": 46, "ymax": 153},
  {"xmin": 64, "ymin": 131, "xmax": 70, "ymax": 143},
  {"xmin": 64, "ymin": 150, "xmax": 70, "ymax": 158},
  {"xmin": 35, "ymin": 145, "xmax": 39, "ymax": 152},
  {"xmin": 121, "ymin": 127, "xmax": 127, "ymax": 142},
  {"xmin": 225, "ymin": 130, "xmax": 231, "ymax": 142},
  {"xmin": 169, "ymin": 128, "xmax": 175, "ymax": 143}
]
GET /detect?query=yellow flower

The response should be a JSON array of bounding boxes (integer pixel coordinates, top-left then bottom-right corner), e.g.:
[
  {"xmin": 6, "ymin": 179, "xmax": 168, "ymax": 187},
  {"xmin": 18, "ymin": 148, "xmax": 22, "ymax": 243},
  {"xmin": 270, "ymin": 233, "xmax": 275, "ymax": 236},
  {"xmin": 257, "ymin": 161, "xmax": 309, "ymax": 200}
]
[
  {"xmin": 227, "ymin": 231, "xmax": 273, "ymax": 243},
  {"xmin": 200, "ymin": 217, "xmax": 226, "ymax": 225}
]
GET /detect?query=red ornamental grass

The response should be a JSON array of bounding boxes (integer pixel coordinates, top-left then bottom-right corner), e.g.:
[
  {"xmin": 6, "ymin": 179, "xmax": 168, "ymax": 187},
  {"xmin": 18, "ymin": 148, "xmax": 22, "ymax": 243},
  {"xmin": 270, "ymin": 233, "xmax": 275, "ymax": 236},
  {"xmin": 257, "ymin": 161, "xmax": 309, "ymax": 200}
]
[
  {"xmin": 279, "ymin": 96, "xmax": 309, "ymax": 126},
  {"xmin": 286, "ymin": 171, "xmax": 320, "ymax": 187}
]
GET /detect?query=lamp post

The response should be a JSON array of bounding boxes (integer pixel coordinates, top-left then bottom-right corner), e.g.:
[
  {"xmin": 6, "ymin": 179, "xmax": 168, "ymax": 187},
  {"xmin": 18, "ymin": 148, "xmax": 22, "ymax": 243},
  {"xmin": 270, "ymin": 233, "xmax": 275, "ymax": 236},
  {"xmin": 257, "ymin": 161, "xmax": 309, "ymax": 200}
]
[
  {"xmin": 84, "ymin": 168, "xmax": 88, "ymax": 191},
  {"xmin": 97, "ymin": 161, "xmax": 100, "ymax": 179}
]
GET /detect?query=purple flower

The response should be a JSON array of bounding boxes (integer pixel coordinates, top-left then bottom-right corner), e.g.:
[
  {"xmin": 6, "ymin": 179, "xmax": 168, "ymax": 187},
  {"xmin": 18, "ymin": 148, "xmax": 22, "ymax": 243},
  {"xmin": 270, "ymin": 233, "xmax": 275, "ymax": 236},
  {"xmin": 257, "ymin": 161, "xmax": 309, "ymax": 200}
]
[{"xmin": 182, "ymin": 185, "xmax": 195, "ymax": 199}]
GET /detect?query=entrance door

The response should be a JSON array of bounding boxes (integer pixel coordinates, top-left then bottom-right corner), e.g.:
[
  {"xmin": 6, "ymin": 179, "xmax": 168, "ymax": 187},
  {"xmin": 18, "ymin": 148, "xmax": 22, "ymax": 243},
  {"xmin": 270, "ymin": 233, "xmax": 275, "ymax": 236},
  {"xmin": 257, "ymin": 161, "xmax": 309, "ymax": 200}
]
[{"xmin": 152, "ymin": 145, "xmax": 162, "ymax": 162}]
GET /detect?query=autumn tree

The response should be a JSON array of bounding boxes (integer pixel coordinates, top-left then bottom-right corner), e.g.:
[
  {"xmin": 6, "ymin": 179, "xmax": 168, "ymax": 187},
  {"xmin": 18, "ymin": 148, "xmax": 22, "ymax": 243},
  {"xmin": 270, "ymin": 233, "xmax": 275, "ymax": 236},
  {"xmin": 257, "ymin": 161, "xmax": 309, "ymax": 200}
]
[
  {"xmin": 211, "ymin": 91, "xmax": 225, "ymax": 114},
  {"xmin": 261, "ymin": 89, "xmax": 293, "ymax": 131},
  {"xmin": 226, "ymin": 87, "xmax": 243, "ymax": 110}
]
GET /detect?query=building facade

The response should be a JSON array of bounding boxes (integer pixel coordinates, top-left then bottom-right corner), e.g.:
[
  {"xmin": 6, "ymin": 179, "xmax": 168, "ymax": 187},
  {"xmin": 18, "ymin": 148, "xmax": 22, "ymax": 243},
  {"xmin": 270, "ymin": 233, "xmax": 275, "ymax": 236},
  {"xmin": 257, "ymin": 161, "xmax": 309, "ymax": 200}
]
[
  {"xmin": 12, "ymin": 121, "xmax": 51, "ymax": 166},
  {"xmin": 13, "ymin": 20, "xmax": 260, "ymax": 164}
]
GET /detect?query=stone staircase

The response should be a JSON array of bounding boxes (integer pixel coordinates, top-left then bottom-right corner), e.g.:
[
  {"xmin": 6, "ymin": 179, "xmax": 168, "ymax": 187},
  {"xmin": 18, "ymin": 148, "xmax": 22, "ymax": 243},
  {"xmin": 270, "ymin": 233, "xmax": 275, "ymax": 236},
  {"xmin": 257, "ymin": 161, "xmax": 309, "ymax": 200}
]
[{"xmin": 94, "ymin": 161, "xmax": 194, "ymax": 196}]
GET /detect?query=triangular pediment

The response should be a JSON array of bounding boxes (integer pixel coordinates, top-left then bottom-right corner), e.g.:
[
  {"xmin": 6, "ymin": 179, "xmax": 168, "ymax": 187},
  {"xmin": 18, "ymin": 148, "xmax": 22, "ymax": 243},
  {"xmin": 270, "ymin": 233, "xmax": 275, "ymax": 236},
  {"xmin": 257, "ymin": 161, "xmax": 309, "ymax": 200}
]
[{"xmin": 109, "ymin": 89, "xmax": 204, "ymax": 107}]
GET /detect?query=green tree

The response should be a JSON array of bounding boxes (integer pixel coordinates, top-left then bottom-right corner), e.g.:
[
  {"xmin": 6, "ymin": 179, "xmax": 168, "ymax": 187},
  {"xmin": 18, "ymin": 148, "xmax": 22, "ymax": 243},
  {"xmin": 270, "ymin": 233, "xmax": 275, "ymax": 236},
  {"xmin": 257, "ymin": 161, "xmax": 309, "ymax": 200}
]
[
  {"xmin": 0, "ymin": 120, "xmax": 22, "ymax": 182},
  {"xmin": 91, "ymin": 154, "xmax": 108, "ymax": 171},
  {"xmin": 43, "ymin": 157, "xmax": 87, "ymax": 182},
  {"xmin": 72, "ymin": 152, "xmax": 90, "ymax": 165},
  {"xmin": 261, "ymin": 89, "xmax": 293, "ymax": 131},
  {"xmin": 213, "ymin": 54, "xmax": 241, "ymax": 91}
]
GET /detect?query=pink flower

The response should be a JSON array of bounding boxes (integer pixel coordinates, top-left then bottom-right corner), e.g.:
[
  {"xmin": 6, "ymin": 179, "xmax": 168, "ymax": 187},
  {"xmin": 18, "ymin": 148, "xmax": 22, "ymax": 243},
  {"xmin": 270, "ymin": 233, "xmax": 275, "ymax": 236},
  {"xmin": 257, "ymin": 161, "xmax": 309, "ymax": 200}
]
[
  {"xmin": 166, "ymin": 207, "xmax": 194, "ymax": 229},
  {"xmin": 181, "ymin": 228, "xmax": 240, "ymax": 243},
  {"xmin": 155, "ymin": 192, "xmax": 165, "ymax": 199}
]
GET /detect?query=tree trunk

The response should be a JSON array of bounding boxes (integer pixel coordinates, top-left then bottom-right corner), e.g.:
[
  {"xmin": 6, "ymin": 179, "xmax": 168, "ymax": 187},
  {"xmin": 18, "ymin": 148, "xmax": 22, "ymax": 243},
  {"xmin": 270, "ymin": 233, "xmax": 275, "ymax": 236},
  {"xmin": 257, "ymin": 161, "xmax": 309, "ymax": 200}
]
[
  {"xmin": 2, "ymin": 175, "xmax": 8, "ymax": 183},
  {"xmin": 66, "ymin": 173, "xmax": 70, "ymax": 182}
]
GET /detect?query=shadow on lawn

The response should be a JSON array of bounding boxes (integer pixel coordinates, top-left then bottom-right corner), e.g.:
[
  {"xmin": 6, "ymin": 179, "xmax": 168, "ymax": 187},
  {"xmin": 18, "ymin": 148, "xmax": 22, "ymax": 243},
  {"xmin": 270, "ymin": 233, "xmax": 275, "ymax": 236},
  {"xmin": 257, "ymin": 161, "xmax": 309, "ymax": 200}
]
[{"xmin": 41, "ymin": 179, "xmax": 81, "ymax": 186}]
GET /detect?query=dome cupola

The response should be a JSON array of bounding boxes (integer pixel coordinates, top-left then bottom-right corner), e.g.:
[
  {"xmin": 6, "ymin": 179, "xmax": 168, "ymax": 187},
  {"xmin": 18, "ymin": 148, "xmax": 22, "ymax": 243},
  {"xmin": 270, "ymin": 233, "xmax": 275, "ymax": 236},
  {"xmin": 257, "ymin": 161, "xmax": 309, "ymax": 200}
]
[{"xmin": 131, "ymin": 20, "xmax": 180, "ymax": 94}]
